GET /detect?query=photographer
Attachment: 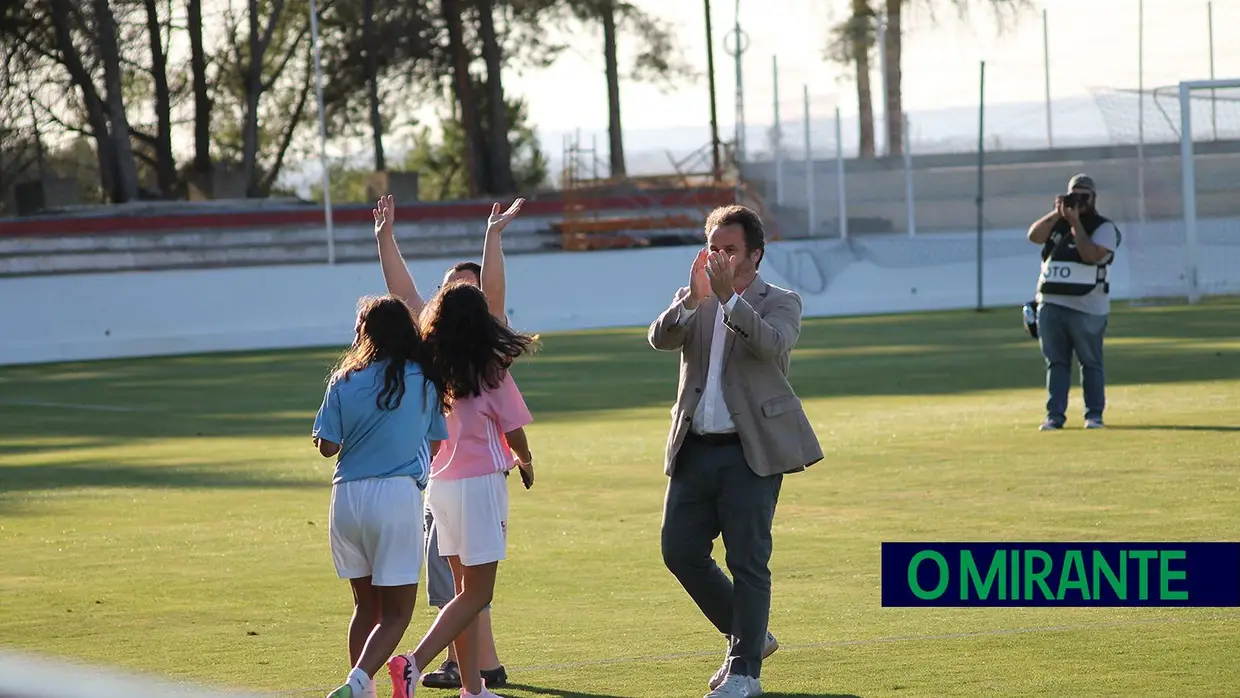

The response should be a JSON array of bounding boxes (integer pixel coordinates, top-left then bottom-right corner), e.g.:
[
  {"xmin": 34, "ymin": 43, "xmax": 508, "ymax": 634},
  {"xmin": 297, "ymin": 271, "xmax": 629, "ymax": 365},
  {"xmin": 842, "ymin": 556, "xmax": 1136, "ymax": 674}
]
[{"xmin": 1026, "ymin": 174, "xmax": 1121, "ymax": 431}]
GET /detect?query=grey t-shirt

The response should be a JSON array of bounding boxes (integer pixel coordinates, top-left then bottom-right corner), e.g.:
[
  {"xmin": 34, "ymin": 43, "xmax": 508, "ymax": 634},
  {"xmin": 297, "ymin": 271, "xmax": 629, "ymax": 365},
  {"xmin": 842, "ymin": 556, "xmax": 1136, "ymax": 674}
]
[{"xmin": 1037, "ymin": 220, "xmax": 1120, "ymax": 316}]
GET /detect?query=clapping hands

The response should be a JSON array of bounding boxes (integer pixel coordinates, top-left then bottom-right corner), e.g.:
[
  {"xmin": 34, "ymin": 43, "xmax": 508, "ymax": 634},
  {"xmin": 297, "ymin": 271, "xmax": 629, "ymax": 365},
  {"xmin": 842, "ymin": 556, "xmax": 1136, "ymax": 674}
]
[
  {"xmin": 686, "ymin": 249, "xmax": 710, "ymax": 309},
  {"xmin": 705, "ymin": 249, "xmax": 738, "ymax": 303}
]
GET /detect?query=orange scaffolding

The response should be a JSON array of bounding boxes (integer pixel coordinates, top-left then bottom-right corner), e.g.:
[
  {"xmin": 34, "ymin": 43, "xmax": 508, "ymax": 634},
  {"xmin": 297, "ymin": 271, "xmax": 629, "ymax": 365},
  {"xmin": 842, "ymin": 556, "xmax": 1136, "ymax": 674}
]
[{"xmin": 557, "ymin": 134, "xmax": 778, "ymax": 251}]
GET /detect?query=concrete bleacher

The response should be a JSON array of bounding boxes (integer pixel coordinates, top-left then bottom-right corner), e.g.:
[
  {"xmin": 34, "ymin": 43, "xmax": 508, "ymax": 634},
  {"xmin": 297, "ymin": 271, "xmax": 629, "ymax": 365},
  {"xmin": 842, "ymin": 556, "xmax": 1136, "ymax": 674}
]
[
  {"xmin": 4, "ymin": 141, "xmax": 1237, "ymax": 277},
  {"xmin": 745, "ymin": 140, "xmax": 1240, "ymax": 237},
  {"xmin": 0, "ymin": 216, "xmax": 555, "ymax": 276},
  {"xmin": 0, "ymin": 190, "xmax": 722, "ymax": 277}
]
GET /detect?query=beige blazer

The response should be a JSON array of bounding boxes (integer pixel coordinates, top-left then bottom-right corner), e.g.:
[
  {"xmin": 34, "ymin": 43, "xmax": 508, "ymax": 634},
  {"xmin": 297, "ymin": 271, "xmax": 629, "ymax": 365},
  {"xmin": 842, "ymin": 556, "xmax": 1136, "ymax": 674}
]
[{"xmin": 648, "ymin": 275, "xmax": 824, "ymax": 478}]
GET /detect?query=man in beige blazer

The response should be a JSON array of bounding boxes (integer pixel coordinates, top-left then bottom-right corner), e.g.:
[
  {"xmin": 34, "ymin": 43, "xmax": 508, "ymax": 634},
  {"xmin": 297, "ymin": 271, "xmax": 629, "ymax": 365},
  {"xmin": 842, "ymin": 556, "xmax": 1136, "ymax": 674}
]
[{"xmin": 649, "ymin": 205, "xmax": 823, "ymax": 698}]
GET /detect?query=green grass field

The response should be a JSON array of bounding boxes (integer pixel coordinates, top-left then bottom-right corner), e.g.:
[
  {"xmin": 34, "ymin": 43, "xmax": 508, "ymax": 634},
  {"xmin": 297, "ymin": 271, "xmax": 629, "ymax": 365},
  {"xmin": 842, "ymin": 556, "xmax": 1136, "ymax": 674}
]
[{"xmin": 2, "ymin": 300, "xmax": 1239, "ymax": 698}]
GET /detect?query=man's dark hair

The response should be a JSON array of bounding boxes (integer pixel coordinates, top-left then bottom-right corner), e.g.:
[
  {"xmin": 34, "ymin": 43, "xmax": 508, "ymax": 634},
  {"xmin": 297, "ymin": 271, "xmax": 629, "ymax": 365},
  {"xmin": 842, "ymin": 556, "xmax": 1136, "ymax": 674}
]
[
  {"xmin": 704, "ymin": 204, "xmax": 765, "ymax": 268},
  {"xmin": 444, "ymin": 261, "xmax": 481, "ymax": 282}
]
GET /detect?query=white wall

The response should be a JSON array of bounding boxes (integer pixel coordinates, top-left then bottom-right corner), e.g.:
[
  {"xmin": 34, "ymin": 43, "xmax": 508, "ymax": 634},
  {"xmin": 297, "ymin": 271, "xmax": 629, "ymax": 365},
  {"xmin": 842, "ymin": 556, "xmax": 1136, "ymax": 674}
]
[{"xmin": 0, "ymin": 229, "xmax": 1137, "ymax": 367}]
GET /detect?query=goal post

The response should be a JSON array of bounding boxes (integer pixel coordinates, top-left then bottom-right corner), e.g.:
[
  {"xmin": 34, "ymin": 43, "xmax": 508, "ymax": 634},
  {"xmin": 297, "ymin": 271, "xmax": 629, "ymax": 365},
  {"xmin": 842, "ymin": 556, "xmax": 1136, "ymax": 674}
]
[
  {"xmin": 1091, "ymin": 79, "xmax": 1240, "ymax": 305},
  {"xmin": 1179, "ymin": 78, "xmax": 1240, "ymax": 304}
]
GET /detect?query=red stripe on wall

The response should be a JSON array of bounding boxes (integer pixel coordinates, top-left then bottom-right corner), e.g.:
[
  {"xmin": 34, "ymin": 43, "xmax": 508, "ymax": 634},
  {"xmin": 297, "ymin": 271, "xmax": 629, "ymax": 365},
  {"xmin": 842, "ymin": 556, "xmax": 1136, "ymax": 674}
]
[{"xmin": 0, "ymin": 189, "xmax": 736, "ymax": 238}]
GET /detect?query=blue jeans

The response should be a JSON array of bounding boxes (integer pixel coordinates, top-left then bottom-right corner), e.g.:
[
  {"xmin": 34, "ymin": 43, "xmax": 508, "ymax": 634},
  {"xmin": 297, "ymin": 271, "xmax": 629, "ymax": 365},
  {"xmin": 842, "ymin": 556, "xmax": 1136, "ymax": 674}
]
[{"xmin": 1037, "ymin": 302, "xmax": 1108, "ymax": 425}]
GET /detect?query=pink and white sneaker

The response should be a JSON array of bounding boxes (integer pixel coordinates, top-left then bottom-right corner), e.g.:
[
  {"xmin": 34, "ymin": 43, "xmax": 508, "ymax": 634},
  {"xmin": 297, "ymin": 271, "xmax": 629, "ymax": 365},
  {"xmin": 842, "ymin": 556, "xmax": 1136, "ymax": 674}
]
[{"xmin": 387, "ymin": 654, "xmax": 417, "ymax": 698}]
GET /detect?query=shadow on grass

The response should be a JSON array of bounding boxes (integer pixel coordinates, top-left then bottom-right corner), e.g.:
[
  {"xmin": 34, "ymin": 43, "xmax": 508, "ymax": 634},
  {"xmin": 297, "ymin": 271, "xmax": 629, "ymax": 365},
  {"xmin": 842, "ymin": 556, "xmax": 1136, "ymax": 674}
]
[
  {"xmin": 0, "ymin": 461, "xmax": 316, "ymax": 514},
  {"xmin": 502, "ymin": 685, "xmax": 628, "ymax": 698},
  {"xmin": 1, "ymin": 299, "xmax": 1239, "ymax": 445},
  {"xmin": 763, "ymin": 694, "xmax": 863, "ymax": 698},
  {"xmin": 1105, "ymin": 425, "xmax": 1240, "ymax": 432}
]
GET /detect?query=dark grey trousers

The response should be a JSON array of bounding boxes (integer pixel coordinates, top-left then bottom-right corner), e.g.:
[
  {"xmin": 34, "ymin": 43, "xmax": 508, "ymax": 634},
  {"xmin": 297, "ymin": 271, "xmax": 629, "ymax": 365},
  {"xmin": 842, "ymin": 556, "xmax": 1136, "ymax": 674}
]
[{"xmin": 661, "ymin": 435, "xmax": 783, "ymax": 680}]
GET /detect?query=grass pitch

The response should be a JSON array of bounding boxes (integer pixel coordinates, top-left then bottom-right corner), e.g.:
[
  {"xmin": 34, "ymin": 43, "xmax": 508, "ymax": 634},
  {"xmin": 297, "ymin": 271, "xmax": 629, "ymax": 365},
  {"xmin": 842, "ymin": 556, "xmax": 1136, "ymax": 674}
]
[{"xmin": 2, "ymin": 299, "xmax": 1239, "ymax": 698}]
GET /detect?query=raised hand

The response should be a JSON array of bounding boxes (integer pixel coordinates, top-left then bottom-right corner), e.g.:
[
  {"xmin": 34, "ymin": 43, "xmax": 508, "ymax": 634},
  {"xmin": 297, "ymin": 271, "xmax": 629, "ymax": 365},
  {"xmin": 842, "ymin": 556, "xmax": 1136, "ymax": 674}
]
[
  {"xmin": 373, "ymin": 194, "xmax": 395, "ymax": 239},
  {"xmin": 706, "ymin": 250, "xmax": 737, "ymax": 302},
  {"xmin": 685, "ymin": 248, "xmax": 710, "ymax": 309},
  {"xmin": 487, "ymin": 198, "xmax": 525, "ymax": 235},
  {"xmin": 1061, "ymin": 199, "xmax": 1082, "ymax": 230}
]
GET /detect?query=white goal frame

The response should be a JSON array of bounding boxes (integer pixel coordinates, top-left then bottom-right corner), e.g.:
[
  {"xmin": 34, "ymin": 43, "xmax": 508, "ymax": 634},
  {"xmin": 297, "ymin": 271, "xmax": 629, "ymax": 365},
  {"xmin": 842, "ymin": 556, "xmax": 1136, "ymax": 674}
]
[{"xmin": 1179, "ymin": 77, "xmax": 1240, "ymax": 304}]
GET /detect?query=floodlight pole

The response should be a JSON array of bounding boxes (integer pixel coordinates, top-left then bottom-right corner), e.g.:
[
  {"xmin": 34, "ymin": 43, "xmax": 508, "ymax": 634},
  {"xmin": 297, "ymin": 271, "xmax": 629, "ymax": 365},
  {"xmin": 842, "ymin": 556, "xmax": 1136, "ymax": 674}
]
[
  {"xmin": 309, "ymin": 0, "xmax": 335, "ymax": 264},
  {"xmin": 704, "ymin": 0, "xmax": 722, "ymax": 181}
]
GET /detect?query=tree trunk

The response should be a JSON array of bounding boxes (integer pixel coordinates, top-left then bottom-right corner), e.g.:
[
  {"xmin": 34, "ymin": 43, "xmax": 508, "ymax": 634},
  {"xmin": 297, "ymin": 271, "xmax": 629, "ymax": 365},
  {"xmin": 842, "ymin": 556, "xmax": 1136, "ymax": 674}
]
[
  {"xmin": 187, "ymin": 0, "xmax": 212, "ymax": 176},
  {"xmin": 474, "ymin": 0, "xmax": 513, "ymax": 193},
  {"xmin": 143, "ymin": 0, "xmax": 177, "ymax": 197},
  {"xmin": 93, "ymin": 0, "xmax": 141, "ymax": 201},
  {"xmin": 48, "ymin": 0, "xmax": 117, "ymax": 199},
  {"xmin": 442, "ymin": 0, "xmax": 481, "ymax": 197},
  {"xmin": 363, "ymin": 0, "xmax": 385, "ymax": 171},
  {"xmin": 240, "ymin": 0, "xmax": 279, "ymax": 197},
  {"xmin": 261, "ymin": 58, "xmax": 314, "ymax": 194},
  {"xmin": 884, "ymin": 0, "xmax": 902, "ymax": 156},
  {"xmin": 601, "ymin": 0, "xmax": 625, "ymax": 178},
  {"xmin": 851, "ymin": 0, "xmax": 876, "ymax": 158}
]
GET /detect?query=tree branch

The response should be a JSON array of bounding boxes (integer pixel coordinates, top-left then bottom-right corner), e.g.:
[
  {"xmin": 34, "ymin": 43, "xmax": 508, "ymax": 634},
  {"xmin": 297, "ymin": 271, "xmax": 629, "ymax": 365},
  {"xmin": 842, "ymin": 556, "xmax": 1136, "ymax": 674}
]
[
  {"xmin": 258, "ymin": 0, "xmax": 288, "ymax": 55},
  {"xmin": 260, "ymin": 59, "xmax": 313, "ymax": 193},
  {"xmin": 260, "ymin": 25, "xmax": 309, "ymax": 92}
]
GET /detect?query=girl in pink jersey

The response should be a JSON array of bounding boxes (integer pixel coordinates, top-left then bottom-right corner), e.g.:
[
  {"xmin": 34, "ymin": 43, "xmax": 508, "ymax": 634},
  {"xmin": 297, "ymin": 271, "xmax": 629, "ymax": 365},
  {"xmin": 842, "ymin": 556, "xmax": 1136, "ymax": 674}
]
[{"xmin": 388, "ymin": 281, "xmax": 536, "ymax": 698}]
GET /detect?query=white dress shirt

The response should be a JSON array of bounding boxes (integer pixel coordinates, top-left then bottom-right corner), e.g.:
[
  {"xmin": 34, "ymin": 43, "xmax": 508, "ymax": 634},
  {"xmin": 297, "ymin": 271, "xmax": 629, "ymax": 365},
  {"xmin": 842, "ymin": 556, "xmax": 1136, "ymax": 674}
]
[{"xmin": 678, "ymin": 294, "xmax": 740, "ymax": 434}]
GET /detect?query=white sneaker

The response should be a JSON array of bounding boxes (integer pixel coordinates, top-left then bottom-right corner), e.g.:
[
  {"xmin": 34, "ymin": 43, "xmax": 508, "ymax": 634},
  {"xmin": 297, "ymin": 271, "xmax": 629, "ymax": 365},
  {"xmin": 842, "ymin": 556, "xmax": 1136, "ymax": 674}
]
[
  {"xmin": 709, "ymin": 632, "xmax": 778, "ymax": 691},
  {"xmin": 705, "ymin": 674, "xmax": 762, "ymax": 698},
  {"xmin": 461, "ymin": 680, "xmax": 504, "ymax": 698},
  {"xmin": 1085, "ymin": 418, "xmax": 1105, "ymax": 429}
]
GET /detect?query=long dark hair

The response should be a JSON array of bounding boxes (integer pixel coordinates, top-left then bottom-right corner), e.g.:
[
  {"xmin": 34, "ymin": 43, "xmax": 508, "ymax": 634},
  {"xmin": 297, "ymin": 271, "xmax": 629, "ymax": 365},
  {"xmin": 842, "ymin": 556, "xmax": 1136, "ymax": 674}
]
[
  {"xmin": 330, "ymin": 295, "xmax": 439, "ymax": 411},
  {"xmin": 419, "ymin": 281, "xmax": 537, "ymax": 408}
]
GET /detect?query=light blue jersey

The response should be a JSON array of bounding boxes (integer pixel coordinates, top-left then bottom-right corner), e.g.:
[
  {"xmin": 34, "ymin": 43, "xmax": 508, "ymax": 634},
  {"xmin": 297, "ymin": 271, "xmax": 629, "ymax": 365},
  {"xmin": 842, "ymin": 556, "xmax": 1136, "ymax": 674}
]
[{"xmin": 313, "ymin": 360, "xmax": 448, "ymax": 487}]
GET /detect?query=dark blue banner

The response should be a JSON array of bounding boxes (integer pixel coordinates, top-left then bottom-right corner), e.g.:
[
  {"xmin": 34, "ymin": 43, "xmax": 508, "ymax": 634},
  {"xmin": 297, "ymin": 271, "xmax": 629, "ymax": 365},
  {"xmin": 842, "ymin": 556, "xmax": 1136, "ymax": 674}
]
[{"xmin": 881, "ymin": 542, "xmax": 1240, "ymax": 607}]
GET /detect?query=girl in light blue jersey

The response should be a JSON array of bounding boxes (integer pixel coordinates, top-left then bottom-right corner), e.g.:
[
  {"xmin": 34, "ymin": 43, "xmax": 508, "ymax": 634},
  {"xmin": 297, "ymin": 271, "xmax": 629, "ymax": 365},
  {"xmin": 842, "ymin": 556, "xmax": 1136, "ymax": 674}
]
[{"xmin": 313, "ymin": 295, "xmax": 448, "ymax": 698}]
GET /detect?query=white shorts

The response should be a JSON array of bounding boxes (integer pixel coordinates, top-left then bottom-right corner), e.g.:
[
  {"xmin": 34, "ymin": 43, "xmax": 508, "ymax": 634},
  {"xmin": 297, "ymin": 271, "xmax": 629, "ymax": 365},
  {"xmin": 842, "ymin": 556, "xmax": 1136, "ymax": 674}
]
[
  {"xmin": 329, "ymin": 476, "xmax": 425, "ymax": 587},
  {"xmin": 426, "ymin": 472, "xmax": 508, "ymax": 567}
]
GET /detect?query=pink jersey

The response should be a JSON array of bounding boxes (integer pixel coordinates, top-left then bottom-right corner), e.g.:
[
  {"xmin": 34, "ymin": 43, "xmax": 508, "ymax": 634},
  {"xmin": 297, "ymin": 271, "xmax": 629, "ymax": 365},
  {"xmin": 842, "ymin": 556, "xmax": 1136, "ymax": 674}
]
[{"xmin": 430, "ymin": 371, "xmax": 533, "ymax": 480}]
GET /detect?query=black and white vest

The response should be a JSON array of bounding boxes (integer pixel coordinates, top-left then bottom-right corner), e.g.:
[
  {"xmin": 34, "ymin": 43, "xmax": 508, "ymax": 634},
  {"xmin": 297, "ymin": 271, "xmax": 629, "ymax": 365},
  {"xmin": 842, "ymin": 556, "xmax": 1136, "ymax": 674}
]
[{"xmin": 1037, "ymin": 214, "xmax": 1121, "ymax": 296}]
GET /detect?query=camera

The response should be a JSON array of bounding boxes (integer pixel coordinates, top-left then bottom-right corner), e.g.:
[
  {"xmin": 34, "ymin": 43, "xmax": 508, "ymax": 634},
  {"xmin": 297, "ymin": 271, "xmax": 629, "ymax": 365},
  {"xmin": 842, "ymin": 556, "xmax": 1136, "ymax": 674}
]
[
  {"xmin": 1022, "ymin": 301, "xmax": 1038, "ymax": 339},
  {"xmin": 1062, "ymin": 192, "xmax": 1085, "ymax": 209}
]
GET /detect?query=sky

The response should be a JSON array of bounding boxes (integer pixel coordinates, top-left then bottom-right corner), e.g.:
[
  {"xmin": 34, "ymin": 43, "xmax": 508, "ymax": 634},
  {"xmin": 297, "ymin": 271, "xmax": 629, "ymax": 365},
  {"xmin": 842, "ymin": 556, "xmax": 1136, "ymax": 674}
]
[
  {"xmin": 506, "ymin": 0, "xmax": 1240, "ymax": 155},
  {"xmin": 70, "ymin": 0, "xmax": 1237, "ymax": 190}
]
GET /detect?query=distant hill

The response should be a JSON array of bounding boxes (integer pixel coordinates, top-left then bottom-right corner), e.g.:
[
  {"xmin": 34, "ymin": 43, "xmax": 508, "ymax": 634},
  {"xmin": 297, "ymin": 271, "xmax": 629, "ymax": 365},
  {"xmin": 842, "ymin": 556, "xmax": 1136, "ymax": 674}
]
[{"xmin": 282, "ymin": 93, "xmax": 1194, "ymax": 197}]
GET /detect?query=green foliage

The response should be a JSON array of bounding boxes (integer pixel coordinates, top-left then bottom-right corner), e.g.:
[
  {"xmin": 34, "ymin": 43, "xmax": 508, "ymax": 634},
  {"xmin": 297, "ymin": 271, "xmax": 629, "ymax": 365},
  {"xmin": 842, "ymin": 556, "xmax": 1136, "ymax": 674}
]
[
  {"xmin": 307, "ymin": 158, "xmax": 376, "ymax": 205},
  {"xmin": 402, "ymin": 93, "xmax": 548, "ymax": 201},
  {"xmin": 824, "ymin": 0, "xmax": 876, "ymax": 69},
  {"xmin": 538, "ymin": 0, "xmax": 694, "ymax": 89},
  {"xmin": 0, "ymin": 0, "xmax": 690, "ymax": 205}
]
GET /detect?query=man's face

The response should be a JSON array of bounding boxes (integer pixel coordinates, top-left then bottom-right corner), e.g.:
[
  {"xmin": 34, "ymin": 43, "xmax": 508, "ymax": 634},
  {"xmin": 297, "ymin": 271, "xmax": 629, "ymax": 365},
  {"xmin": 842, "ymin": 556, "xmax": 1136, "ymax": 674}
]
[
  {"xmin": 1070, "ymin": 188, "xmax": 1096, "ymax": 215},
  {"xmin": 707, "ymin": 223, "xmax": 759, "ymax": 282},
  {"xmin": 444, "ymin": 269, "xmax": 480, "ymax": 287}
]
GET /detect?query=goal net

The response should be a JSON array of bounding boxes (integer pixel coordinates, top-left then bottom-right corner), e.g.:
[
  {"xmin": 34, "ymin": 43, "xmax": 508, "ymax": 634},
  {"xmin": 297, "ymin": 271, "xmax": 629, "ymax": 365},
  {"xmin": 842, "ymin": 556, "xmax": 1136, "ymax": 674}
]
[{"xmin": 1090, "ymin": 79, "xmax": 1240, "ymax": 303}]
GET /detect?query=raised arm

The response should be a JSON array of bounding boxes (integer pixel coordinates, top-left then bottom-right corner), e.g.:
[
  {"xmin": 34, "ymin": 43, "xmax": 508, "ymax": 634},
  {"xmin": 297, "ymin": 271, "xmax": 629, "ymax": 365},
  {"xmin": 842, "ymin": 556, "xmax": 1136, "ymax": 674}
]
[
  {"xmin": 648, "ymin": 287, "xmax": 695, "ymax": 351},
  {"xmin": 1028, "ymin": 197, "xmax": 1064, "ymax": 245},
  {"xmin": 725, "ymin": 291, "xmax": 803, "ymax": 362},
  {"xmin": 373, "ymin": 195, "xmax": 425, "ymax": 316},
  {"xmin": 480, "ymin": 198, "xmax": 524, "ymax": 322},
  {"xmin": 649, "ymin": 249, "xmax": 710, "ymax": 352}
]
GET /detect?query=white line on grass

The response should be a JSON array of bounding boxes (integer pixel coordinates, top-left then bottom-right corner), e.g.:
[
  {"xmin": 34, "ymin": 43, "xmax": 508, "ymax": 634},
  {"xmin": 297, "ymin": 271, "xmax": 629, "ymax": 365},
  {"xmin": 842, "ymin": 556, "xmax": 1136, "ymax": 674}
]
[{"xmin": 276, "ymin": 613, "xmax": 1240, "ymax": 695}]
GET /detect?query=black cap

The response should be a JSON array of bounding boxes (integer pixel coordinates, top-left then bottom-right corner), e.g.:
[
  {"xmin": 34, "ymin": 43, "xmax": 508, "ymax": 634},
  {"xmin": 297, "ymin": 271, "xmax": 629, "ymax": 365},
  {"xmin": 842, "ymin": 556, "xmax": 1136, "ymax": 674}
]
[{"xmin": 1067, "ymin": 173, "xmax": 1096, "ymax": 192}]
